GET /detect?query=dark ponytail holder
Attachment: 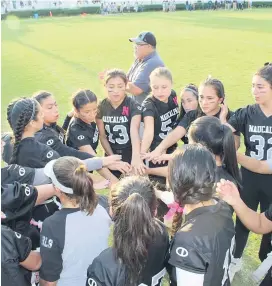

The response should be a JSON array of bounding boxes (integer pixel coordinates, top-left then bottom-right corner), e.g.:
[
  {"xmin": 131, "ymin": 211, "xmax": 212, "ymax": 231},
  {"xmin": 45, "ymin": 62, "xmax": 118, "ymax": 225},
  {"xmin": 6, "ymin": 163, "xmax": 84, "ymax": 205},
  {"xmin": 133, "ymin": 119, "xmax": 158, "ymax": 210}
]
[{"xmin": 264, "ymin": 62, "xmax": 272, "ymax": 66}]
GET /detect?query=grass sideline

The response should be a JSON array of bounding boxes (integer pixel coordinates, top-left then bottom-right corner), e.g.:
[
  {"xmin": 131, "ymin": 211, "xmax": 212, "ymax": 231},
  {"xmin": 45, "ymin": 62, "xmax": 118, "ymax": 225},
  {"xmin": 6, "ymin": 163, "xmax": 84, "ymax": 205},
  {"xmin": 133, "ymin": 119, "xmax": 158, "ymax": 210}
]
[{"xmin": 2, "ymin": 9, "xmax": 272, "ymax": 285}]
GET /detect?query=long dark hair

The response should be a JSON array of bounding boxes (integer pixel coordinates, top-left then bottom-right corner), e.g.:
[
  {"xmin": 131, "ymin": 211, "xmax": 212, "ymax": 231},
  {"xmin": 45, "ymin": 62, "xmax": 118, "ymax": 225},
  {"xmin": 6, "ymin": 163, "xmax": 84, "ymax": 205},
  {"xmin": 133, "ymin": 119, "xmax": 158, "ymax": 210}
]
[
  {"xmin": 53, "ymin": 156, "xmax": 97, "ymax": 215},
  {"xmin": 72, "ymin": 89, "xmax": 97, "ymax": 110},
  {"xmin": 111, "ymin": 176, "xmax": 160, "ymax": 285},
  {"xmin": 7, "ymin": 98, "xmax": 40, "ymax": 164},
  {"xmin": 188, "ymin": 116, "xmax": 241, "ymax": 187},
  {"xmin": 168, "ymin": 145, "xmax": 216, "ymax": 236},
  {"xmin": 179, "ymin": 83, "xmax": 199, "ymax": 121}
]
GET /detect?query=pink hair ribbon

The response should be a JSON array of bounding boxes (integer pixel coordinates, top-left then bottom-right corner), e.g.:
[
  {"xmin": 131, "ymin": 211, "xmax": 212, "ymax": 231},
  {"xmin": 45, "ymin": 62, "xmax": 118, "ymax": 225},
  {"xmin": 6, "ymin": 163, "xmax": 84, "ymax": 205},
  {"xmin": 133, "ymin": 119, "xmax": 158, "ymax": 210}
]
[{"xmin": 164, "ymin": 202, "xmax": 183, "ymax": 220}]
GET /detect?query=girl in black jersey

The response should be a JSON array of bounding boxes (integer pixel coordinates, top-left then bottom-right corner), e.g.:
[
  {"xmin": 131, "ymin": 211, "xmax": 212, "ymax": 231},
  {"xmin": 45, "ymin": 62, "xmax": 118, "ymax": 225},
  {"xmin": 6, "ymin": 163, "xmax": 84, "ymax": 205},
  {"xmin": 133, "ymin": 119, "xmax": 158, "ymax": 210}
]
[
  {"xmin": 167, "ymin": 145, "xmax": 234, "ymax": 286},
  {"xmin": 66, "ymin": 89, "xmax": 99, "ymax": 155},
  {"xmin": 141, "ymin": 67, "xmax": 179, "ymax": 186},
  {"xmin": 86, "ymin": 176, "xmax": 169, "ymax": 286},
  {"xmin": 33, "ymin": 90, "xmax": 119, "ymax": 184},
  {"xmin": 96, "ymin": 69, "xmax": 145, "ymax": 177},
  {"xmin": 141, "ymin": 67, "xmax": 179, "ymax": 157},
  {"xmin": 33, "ymin": 90, "xmax": 92, "ymax": 159},
  {"xmin": 7, "ymin": 98, "xmax": 60, "ymax": 168},
  {"xmin": 144, "ymin": 77, "xmax": 239, "ymax": 162},
  {"xmin": 221, "ymin": 63, "xmax": 272, "ymax": 279}
]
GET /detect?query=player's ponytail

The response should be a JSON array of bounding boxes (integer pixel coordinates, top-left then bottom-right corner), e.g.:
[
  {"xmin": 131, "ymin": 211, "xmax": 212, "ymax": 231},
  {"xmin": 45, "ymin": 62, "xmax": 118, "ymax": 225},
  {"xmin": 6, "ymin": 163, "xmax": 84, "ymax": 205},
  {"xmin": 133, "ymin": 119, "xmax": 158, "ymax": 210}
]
[
  {"xmin": 220, "ymin": 124, "xmax": 241, "ymax": 187},
  {"xmin": 188, "ymin": 116, "xmax": 241, "ymax": 187},
  {"xmin": 111, "ymin": 176, "xmax": 159, "ymax": 285},
  {"xmin": 168, "ymin": 145, "xmax": 216, "ymax": 235},
  {"xmin": 53, "ymin": 156, "xmax": 98, "ymax": 215},
  {"xmin": 8, "ymin": 98, "xmax": 39, "ymax": 164}
]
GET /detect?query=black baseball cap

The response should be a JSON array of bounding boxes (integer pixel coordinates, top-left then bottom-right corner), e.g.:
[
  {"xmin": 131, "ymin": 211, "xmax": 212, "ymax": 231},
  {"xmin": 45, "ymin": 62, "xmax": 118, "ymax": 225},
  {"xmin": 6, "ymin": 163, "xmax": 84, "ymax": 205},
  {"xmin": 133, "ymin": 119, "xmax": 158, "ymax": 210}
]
[{"xmin": 129, "ymin": 31, "xmax": 157, "ymax": 47}]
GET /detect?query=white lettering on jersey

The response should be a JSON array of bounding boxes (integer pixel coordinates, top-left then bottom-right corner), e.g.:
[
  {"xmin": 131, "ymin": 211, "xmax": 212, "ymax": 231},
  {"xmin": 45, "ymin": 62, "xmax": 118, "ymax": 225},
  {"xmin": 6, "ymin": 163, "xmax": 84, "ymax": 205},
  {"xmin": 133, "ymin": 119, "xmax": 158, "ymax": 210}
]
[
  {"xmin": 102, "ymin": 116, "xmax": 129, "ymax": 124},
  {"xmin": 46, "ymin": 151, "xmax": 54, "ymax": 159},
  {"xmin": 15, "ymin": 232, "xmax": 21, "ymax": 239},
  {"xmin": 176, "ymin": 247, "xmax": 189, "ymax": 257},
  {"xmin": 93, "ymin": 128, "xmax": 99, "ymax": 143},
  {"xmin": 19, "ymin": 167, "xmax": 26, "ymax": 176},
  {"xmin": 160, "ymin": 107, "xmax": 179, "ymax": 122},
  {"xmin": 221, "ymin": 236, "xmax": 235, "ymax": 285},
  {"xmin": 105, "ymin": 124, "xmax": 129, "ymax": 145},
  {"xmin": 59, "ymin": 134, "xmax": 64, "ymax": 143},
  {"xmin": 249, "ymin": 125, "xmax": 272, "ymax": 134},
  {"xmin": 159, "ymin": 119, "xmax": 172, "ymax": 139},
  {"xmin": 250, "ymin": 135, "xmax": 272, "ymax": 160},
  {"xmin": 25, "ymin": 186, "xmax": 31, "ymax": 196},
  {"xmin": 46, "ymin": 139, "xmax": 54, "ymax": 146},
  {"xmin": 41, "ymin": 235, "xmax": 53, "ymax": 248},
  {"xmin": 139, "ymin": 268, "xmax": 166, "ymax": 286},
  {"xmin": 87, "ymin": 278, "xmax": 97, "ymax": 286},
  {"xmin": 78, "ymin": 135, "xmax": 85, "ymax": 140}
]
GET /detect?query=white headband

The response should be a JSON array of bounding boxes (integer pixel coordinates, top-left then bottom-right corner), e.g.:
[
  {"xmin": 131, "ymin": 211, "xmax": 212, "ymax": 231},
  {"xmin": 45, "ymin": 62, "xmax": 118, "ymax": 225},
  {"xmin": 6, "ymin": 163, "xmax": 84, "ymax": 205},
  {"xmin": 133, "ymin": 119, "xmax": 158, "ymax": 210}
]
[{"xmin": 44, "ymin": 160, "xmax": 74, "ymax": 194}]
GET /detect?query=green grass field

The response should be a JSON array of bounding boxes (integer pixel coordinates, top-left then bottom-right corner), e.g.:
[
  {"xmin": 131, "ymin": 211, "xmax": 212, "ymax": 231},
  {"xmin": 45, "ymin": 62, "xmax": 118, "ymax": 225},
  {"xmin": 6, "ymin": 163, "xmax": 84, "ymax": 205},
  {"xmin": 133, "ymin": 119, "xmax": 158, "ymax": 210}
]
[{"xmin": 2, "ymin": 9, "xmax": 272, "ymax": 285}]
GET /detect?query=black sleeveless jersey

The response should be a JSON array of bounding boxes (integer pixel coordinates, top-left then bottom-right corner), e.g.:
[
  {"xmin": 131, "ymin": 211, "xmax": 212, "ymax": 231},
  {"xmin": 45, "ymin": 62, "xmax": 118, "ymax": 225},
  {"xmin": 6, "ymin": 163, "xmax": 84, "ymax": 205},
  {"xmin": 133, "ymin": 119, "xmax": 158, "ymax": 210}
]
[{"xmin": 97, "ymin": 96, "xmax": 142, "ymax": 150}]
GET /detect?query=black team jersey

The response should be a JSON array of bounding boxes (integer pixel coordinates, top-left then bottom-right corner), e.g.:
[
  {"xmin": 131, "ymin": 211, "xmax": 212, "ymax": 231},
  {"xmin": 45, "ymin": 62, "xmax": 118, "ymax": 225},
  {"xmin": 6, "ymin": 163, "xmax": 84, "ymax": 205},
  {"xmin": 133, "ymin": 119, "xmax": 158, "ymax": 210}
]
[
  {"xmin": 15, "ymin": 137, "xmax": 60, "ymax": 168},
  {"xmin": 66, "ymin": 118, "xmax": 99, "ymax": 153},
  {"xmin": 1, "ymin": 182, "xmax": 40, "ymax": 249},
  {"xmin": 228, "ymin": 104, "xmax": 272, "ymax": 161},
  {"xmin": 178, "ymin": 108, "xmax": 240, "ymax": 138},
  {"xmin": 167, "ymin": 200, "xmax": 235, "ymax": 286},
  {"xmin": 142, "ymin": 90, "xmax": 179, "ymax": 151},
  {"xmin": 35, "ymin": 124, "xmax": 94, "ymax": 160},
  {"xmin": 97, "ymin": 96, "xmax": 142, "ymax": 151},
  {"xmin": 1, "ymin": 225, "xmax": 32, "ymax": 286},
  {"xmin": 1, "ymin": 164, "xmax": 35, "ymax": 185},
  {"xmin": 86, "ymin": 220, "xmax": 169, "ymax": 286}
]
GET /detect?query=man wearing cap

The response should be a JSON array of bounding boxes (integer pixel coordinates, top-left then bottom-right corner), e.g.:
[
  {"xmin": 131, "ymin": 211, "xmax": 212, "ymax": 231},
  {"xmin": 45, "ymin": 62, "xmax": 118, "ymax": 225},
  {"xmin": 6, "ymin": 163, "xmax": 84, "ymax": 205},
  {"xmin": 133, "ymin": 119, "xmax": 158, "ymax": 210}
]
[{"xmin": 127, "ymin": 31, "xmax": 165, "ymax": 104}]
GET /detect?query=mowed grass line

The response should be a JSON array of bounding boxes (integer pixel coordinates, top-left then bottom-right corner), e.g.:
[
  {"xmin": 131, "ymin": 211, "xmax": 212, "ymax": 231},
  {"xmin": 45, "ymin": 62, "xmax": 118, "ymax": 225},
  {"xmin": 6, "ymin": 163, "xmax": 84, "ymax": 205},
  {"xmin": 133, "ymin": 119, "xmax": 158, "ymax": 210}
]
[{"xmin": 2, "ymin": 9, "xmax": 272, "ymax": 285}]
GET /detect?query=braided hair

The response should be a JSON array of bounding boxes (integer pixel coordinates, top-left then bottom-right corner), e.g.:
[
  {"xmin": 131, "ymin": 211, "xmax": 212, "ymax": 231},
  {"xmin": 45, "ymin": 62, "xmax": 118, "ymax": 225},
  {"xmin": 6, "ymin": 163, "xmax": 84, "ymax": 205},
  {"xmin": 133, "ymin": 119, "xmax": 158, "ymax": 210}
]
[
  {"xmin": 168, "ymin": 145, "xmax": 216, "ymax": 237},
  {"xmin": 7, "ymin": 98, "xmax": 39, "ymax": 164}
]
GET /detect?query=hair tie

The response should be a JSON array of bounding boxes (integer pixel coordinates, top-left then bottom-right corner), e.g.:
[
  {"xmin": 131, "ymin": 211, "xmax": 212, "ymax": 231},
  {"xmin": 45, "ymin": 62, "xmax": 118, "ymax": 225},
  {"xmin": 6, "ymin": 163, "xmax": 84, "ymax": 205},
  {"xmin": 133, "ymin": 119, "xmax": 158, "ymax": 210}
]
[
  {"xmin": 75, "ymin": 164, "xmax": 86, "ymax": 173},
  {"xmin": 164, "ymin": 202, "xmax": 183, "ymax": 220},
  {"xmin": 183, "ymin": 88, "xmax": 198, "ymax": 97},
  {"xmin": 264, "ymin": 62, "xmax": 272, "ymax": 66}
]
